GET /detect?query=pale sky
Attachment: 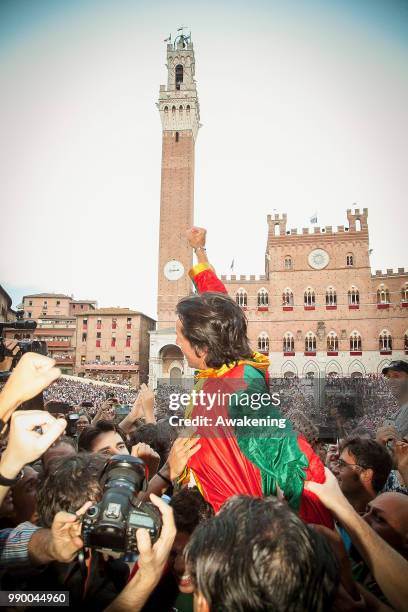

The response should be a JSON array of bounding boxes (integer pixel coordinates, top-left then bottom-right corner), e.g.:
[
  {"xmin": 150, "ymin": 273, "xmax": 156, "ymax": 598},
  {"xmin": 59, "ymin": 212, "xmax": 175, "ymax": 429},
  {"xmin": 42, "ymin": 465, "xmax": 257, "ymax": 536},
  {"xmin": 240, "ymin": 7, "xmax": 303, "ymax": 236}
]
[{"xmin": 1, "ymin": 0, "xmax": 407, "ymax": 319}]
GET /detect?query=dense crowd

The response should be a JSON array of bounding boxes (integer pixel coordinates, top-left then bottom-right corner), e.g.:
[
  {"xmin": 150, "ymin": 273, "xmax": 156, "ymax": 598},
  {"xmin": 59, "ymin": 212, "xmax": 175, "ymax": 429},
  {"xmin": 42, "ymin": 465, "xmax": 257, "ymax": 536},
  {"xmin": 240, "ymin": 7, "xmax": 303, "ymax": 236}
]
[
  {"xmin": 43, "ymin": 377, "xmax": 139, "ymax": 409},
  {"xmin": 275, "ymin": 374, "xmax": 399, "ymax": 435},
  {"xmin": 0, "ymin": 227, "xmax": 407, "ymax": 611}
]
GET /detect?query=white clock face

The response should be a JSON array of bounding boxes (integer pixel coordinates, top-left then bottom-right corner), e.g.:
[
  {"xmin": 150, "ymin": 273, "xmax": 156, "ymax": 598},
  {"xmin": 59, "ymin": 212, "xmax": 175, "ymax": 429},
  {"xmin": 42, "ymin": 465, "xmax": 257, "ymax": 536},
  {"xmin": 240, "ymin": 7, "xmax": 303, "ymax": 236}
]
[
  {"xmin": 308, "ymin": 249, "xmax": 330, "ymax": 270},
  {"xmin": 164, "ymin": 260, "xmax": 185, "ymax": 281}
]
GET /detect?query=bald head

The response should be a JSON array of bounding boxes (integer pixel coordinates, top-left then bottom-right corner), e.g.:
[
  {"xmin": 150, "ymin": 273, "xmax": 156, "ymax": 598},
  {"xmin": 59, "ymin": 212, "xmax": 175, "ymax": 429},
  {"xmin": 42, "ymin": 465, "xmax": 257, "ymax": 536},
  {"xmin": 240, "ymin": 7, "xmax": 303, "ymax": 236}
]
[{"xmin": 364, "ymin": 492, "xmax": 408, "ymax": 557}]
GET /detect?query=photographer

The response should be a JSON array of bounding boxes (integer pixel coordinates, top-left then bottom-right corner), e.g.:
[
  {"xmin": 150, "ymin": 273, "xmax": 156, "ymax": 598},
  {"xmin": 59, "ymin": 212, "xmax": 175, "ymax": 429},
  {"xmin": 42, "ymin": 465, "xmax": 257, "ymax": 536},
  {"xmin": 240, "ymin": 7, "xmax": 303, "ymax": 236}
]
[
  {"xmin": 78, "ymin": 420, "xmax": 161, "ymax": 477},
  {"xmin": 1, "ymin": 453, "xmax": 127, "ymax": 607}
]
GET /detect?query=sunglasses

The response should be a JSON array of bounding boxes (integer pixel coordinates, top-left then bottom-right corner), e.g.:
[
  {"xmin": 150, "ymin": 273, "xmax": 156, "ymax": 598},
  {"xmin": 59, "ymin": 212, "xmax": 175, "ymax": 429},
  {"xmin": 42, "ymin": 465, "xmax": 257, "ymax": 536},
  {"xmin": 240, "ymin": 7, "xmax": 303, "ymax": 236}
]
[{"xmin": 334, "ymin": 458, "xmax": 371, "ymax": 470}]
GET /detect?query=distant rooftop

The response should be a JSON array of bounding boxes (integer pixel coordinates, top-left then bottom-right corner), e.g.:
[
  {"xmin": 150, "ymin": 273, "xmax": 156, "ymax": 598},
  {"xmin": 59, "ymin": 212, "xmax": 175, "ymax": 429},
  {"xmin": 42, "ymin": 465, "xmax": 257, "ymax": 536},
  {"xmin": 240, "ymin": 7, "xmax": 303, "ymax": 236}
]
[
  {"xmin": 70, "ymin": 299, "xmax": 97, "ymax": 304},
  {"xmin": 81, "ymin": 307, "xmax": 155, "ymax": 320},
  {"xmin": 24, "ymin": 292, "xmax": 72, "ymax": 299}
]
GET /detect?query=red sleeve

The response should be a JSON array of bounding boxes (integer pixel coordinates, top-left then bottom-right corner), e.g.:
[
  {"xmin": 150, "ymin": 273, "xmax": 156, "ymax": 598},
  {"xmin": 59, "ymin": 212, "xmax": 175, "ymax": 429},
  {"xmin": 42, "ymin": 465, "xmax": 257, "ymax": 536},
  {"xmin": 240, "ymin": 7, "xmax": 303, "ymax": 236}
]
[
  {"xmin": 297, "ymin": 435, "xmax": 335, "ymax": 529},
  {"xmin": 189, "ymin": 262, "xmax": 228, "ymax": 294}
]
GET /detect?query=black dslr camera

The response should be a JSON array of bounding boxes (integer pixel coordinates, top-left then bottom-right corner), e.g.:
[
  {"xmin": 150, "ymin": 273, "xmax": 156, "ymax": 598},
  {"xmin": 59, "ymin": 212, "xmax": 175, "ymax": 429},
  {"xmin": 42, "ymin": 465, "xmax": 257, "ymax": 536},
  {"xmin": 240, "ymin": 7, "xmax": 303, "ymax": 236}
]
[{"xmin": 82, "ymin": 455, "xmax": 161, "ymax": 556}]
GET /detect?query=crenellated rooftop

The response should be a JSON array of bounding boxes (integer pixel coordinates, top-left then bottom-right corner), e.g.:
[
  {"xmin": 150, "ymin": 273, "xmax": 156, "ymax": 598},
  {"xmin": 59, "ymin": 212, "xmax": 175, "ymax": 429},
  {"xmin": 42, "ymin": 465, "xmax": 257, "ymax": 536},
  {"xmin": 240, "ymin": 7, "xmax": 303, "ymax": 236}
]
[
  {"xmin": 267, "ymin": 208, "xmax": 369, "ymax": 238},
  {"xmin": 372, "ymin": 268, "xmax": 408, "ymax": 278},
  {"xmin": 220, "ymin": 274, "xmax": 267, "ymax": 283}
]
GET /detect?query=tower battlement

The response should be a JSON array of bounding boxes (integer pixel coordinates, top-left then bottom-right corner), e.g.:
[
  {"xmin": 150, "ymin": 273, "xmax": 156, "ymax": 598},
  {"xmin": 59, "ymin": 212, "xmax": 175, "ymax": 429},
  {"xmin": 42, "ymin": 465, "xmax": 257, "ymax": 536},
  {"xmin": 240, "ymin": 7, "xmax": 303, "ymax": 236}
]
[
  {"xmin": 267, "ymin": 209, "xmax": 369, "ymax": 241},
  {"xmin": 372, "ymin": 268, "xmax": 408, "ymax": 278}
]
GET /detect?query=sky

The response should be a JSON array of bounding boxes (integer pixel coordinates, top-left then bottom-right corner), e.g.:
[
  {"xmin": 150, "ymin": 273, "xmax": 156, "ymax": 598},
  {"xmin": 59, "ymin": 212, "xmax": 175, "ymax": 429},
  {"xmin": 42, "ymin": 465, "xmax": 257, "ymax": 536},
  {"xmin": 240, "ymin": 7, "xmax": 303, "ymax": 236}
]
[{"xmin": 1, "ymin": 0, "xmax": 407, "ymax": 320}]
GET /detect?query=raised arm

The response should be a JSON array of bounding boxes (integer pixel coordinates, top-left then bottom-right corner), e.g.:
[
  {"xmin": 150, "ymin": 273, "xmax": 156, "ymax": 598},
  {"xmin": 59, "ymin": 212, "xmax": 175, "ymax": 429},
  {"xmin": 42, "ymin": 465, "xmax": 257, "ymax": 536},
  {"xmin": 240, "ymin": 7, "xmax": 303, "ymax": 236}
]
[{"xmin": 186, "ymin": 227, "xmax": 228, "ymax": 294}]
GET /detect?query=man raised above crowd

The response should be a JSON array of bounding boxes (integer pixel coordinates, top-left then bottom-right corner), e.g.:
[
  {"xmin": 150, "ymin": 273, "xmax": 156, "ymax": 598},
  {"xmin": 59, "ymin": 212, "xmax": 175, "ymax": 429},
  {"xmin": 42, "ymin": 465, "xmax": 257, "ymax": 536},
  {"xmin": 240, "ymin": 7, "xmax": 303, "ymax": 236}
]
[{"xmin": 173, "ymin": 227, "xmax": 333, "ymax": 527}]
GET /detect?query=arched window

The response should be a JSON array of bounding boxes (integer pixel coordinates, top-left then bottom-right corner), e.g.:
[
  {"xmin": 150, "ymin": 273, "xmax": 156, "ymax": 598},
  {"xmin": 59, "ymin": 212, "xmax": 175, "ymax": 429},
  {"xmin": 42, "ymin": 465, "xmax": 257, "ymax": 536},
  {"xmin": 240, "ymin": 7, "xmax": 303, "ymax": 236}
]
[
  {"xmin": 236, "ymin": 288, "xmax": 247, "ymax": 308},
  {"xmin": 326, "ymin": 287, "xmax": 337, "ymax": 306},
  {"xmin": 304, "ymin": 288, "xmax": 315, "ymax": 307},
  {"xmin": 284, "ymin": 256, "xmax": 292, "ymax": 269},
  {"xmin": 348, "ymin": 287, "xmax": 359, "ymax": 305},
  {"xmin": 257, "ymin": 332, "xmax": 269, "ymax": 353},
  {"xmin": 175, "ymin": 64, "xmax": 183, "ymax": 90},
  {"xmin": 283, "ymin": 332, "xmax": 294, "ymax": 353},
  {"xmin": 346, "ymin": 253, "xmax": 354, "ymax": 267},
  {"xmin": 402, "ymin": 283, "xmax": 408, "ymax": 303},
  {"xmin": 379, "ymin": 330, "xmax": 392, "ymax": 351},
  {"xmin": 377, "ymin": 285, "xmax": 390, "ymax": 304},
  {"xmin": 350, "ymin": 331, "xmax": 362, "ymax": 351},
  {"xmin": 257, "ymin": 288, "xmax": 269, "ymax": 307},
  {"xmin": 327, "ymin": 332, "xmax": 339, "ymax": 352},
  {"xmin": 282, "ymin": 289, "xmax": 294, "ymax": 306},
  {"xmin": 305, "ymin": 332, "xmax": 316, "ymax": 352}
]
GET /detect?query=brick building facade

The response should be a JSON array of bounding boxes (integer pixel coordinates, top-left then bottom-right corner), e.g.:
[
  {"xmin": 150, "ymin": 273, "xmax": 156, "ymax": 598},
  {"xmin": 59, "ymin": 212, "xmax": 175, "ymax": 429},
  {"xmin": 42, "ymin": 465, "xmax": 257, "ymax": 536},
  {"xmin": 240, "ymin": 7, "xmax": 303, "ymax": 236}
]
[
  {"xmin": 75, "ymin": 308, "xmax": 155, "ymax": 385},
  {"xmin": 221, "ymin": 208, "xmax": 408, "ymax": 378}
]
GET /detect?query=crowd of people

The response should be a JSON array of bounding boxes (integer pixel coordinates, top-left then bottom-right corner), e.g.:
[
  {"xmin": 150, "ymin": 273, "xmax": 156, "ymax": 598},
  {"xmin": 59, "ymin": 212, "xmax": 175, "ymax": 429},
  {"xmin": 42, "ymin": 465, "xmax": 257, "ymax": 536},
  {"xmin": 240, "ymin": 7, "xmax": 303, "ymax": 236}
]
[
  {"xmin": 43, "ymin": 377, "xmax": 139, "ymax": 410},
  {"xmin": 0, "ymin": 227, "xmax": 407, "ymax": 611},
  {"xmin": 276, "ymin": 374, "xmax": 399, "ymax": 436}
]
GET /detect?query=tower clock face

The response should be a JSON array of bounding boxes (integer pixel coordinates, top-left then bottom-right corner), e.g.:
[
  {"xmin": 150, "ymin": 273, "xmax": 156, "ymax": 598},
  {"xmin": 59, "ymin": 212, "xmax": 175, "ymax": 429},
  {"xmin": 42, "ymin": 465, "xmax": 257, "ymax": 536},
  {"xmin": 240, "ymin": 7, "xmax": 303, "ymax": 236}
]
[
  {"xmin": 164, "ymin": 260, "xmax": 185, "ymax": 281},
  {"xmin": 308, "ymin": 249, "xmax": 330, "ymax": 270}
]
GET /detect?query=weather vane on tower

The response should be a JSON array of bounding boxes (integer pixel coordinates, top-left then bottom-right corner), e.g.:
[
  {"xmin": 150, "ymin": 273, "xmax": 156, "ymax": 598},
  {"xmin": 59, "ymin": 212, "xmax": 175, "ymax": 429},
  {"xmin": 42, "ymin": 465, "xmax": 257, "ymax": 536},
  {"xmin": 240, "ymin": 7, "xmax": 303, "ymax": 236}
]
[{"xmin": 163, "ymin": 26, "xmax": 191, "ymax": 48}]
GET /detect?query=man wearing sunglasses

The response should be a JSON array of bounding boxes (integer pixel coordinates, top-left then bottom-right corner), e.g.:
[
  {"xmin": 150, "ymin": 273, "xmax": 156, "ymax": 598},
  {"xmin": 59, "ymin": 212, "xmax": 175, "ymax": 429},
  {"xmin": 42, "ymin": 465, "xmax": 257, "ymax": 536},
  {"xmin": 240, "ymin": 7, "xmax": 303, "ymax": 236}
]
[{"xmin": 332, "ymin": 437, "xmax": 392, "ymax": 514}]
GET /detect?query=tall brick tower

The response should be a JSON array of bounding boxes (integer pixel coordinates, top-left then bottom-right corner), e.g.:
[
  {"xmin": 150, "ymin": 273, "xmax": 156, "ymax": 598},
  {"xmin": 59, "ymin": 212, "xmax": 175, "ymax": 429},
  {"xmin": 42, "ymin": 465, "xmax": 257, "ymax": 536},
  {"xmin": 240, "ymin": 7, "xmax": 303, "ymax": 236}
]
[{"xmin": 157, "ymin": 32, "xmax": 200, "ymax": 328}]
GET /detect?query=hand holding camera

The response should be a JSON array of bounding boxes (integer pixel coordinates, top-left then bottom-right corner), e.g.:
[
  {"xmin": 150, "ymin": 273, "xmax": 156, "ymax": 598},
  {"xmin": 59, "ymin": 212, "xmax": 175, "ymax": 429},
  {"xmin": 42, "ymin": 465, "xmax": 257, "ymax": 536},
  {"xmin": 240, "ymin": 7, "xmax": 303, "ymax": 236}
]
[{"xmin": 82, "ymin": 455, "xmax": 163, "ymax": 557}]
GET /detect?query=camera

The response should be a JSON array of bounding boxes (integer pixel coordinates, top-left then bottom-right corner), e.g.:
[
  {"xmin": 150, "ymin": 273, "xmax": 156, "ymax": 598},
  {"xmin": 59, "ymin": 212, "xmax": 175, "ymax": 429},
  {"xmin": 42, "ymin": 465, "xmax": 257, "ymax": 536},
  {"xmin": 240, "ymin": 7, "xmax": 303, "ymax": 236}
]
[
  {"xmin": 82, "ymin": 455, "xmax": 161, "ymax": 556},
  {"xmin": 0, "ymin": 318, "xmax": 46, "ymax": 381},
  {"xmin": 66, "ymin": 413, "xmax": 80, "ymax": 437}
]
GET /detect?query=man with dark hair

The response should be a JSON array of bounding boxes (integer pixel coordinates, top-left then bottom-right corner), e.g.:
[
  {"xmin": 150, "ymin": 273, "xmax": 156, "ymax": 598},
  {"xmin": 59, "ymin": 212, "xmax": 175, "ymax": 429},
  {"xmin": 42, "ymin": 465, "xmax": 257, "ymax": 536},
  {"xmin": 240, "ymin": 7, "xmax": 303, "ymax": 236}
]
[
  {"xmin": 36, "ymin": 453, "xmax": 105, "ymax": 527},
  {"xmin": 77, "ymin": 419, "xmax": 128, "ymax": 456},
  {"xmin": 41, "ymin": 435, "xmax": 76, "ymax": 473},
  {"xmin": 77, "ymin": 419, "xmax": 161, "ymax": 480},
  {"xmin": 175, "ymin": 228, "xmax": 333, "ymax": 528},
  {"xmin": 186, "ymin": 495, "xmax": 339, "ymax": 612},
  {"xmin": 129, "ymin": 420, "xmax": 178, "ymax": 470},
  {"xmin": 333, "ymin": 437, "xmax": 392, "ymax": 512}
]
